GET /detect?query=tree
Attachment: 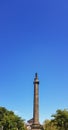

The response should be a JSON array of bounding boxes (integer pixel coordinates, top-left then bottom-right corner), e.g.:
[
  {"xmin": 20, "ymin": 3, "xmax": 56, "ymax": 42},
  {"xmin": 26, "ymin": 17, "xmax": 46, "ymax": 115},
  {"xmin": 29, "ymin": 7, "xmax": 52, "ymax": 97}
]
[
  {"xmin": 51, "ymin": 109, "xmax": 68, "ymax": 130},
  {"xmin": 43, "ymin": 109, "xmax": 68, "ymax": 130},
  {"xmin": 0, "ymin": 107, "xmax": 26, "ymax": 130},
  {"xmin": 43, "ymin": 119, "xmax": 57, "ymax": 130}
]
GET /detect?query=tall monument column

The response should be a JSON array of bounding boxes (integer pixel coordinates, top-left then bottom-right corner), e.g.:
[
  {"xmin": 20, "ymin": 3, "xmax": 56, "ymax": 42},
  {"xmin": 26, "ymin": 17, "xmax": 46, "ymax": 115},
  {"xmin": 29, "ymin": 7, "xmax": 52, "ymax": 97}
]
[
  {"xmin": 33, "ymin": 73, "xmax": 39, "ymax": 124},
  {"xmin": 31, "ymin": 73, "xmax": 42, "ymax": 130}
]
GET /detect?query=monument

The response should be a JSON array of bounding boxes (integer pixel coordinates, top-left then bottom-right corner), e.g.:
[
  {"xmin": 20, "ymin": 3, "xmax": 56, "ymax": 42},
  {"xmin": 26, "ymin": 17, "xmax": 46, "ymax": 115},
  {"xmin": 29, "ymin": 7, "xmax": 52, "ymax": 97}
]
[{"xmin": 31, "ymin": 73, "xmax": 42, "ymax": 130}]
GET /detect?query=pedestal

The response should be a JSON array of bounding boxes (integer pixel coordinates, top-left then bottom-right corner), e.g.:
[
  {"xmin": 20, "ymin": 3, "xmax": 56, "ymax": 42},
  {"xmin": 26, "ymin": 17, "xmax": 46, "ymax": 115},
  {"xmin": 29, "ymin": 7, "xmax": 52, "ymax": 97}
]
[{"xmin": 31, "ymin": 123, "xmax": 43, "ymax": 130}]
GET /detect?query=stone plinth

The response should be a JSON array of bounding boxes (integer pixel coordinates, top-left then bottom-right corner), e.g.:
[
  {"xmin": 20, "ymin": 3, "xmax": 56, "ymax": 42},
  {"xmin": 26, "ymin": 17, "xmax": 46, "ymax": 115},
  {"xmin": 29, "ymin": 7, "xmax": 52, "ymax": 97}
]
[{"xmin": 31, "ymin": 123, "xmax": 43, "ymax": 130}]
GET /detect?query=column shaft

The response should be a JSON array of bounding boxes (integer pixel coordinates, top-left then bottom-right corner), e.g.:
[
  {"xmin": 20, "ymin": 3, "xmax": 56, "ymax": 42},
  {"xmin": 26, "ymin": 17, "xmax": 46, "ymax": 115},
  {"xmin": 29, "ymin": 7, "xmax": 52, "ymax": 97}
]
[{"xmin": 33, "ymin": 83, "xmax": 39, "ymax": 124}]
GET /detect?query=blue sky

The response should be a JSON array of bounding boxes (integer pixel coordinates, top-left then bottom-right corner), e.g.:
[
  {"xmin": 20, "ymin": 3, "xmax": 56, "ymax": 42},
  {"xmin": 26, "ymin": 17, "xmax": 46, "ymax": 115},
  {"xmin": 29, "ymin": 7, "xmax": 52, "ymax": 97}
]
[{"xmin": 0, "ymin": 0, "xmax": 68, "ymax": 123}]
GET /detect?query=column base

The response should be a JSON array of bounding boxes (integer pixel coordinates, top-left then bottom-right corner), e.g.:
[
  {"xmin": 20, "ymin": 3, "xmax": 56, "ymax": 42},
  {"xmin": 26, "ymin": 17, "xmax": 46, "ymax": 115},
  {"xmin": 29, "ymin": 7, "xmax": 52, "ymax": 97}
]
[{"xmin": 31, "ymin": 123, "xmax": 43, "ymax": 130}]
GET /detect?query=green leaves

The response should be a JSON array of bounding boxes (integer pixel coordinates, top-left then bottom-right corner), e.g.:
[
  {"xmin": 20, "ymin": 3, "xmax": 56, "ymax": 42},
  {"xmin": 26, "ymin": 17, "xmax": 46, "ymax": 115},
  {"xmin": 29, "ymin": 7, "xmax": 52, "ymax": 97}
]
[
  {"xmin": 0, "ymin": 107, "xmax": 26, "ymax": 130},
  {"xmin": 43, "ymin": 119, "xmax": 57, "ymax": 130},
  {"xmin": 51, "ymin": 109, "xmax": 68, "ymax": 130},
  {"xmin": 43, "ymin": 109, "xmax": 68, "ymax": 130}
]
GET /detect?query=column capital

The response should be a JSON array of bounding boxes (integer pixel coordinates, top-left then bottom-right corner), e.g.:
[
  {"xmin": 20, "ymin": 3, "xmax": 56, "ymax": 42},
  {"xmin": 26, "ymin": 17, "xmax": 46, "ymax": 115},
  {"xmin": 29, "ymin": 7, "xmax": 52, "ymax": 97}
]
[{"xmin": 34, "ymin": 73, "xmax": 39, "ymax": 84}]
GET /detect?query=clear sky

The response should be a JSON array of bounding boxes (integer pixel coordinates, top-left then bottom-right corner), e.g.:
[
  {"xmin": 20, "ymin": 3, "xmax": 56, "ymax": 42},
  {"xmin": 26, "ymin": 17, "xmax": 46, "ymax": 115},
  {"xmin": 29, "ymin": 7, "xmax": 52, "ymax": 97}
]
[{"xmin": 0, "ymin": 0, "xmax": 68, "ymax": 124}]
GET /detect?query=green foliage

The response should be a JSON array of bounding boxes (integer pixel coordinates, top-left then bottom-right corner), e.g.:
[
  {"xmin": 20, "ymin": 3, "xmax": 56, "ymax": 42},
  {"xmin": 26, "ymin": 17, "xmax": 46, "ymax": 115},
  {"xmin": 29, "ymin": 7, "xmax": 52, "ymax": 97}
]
[
  {"xmin": 43, "ymin": 109, "xmax": 68, "ymax": 130},
  {"xmin": 0, "ymin": 107, "xmax": 26, "ymax": 130},
  {"xmin": 51, "ymin": 109, "xmax": 68, "ymax": 130},
  {"xmin": 43, "ymin": 119, "xmax": 57, "ymax": 130}
]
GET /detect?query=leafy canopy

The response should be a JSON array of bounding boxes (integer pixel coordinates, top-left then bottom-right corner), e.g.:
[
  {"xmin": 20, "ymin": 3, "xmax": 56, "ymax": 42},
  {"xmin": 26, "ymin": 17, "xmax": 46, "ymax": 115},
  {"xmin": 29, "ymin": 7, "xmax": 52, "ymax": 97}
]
[
  {"xmin": 43, "ymin": 109, "xmax": 68, "ymax": 130},
  {"xmin": 0, "ymin": 107, "xmax": 26, "ymax": 130}
]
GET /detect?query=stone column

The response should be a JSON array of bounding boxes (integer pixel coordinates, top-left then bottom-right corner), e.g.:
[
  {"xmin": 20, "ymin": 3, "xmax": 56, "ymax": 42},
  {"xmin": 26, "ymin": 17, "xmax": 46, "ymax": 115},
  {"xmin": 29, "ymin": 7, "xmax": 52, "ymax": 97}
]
[
  {"xmin": 31, "ymin": 73, "xmax": 42, "ymax": 130},
  {"xmin": 33, "ymin": 73, "xmax": 39, "ymax": 124}
]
